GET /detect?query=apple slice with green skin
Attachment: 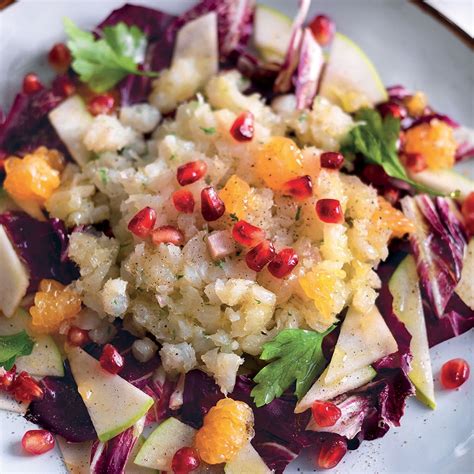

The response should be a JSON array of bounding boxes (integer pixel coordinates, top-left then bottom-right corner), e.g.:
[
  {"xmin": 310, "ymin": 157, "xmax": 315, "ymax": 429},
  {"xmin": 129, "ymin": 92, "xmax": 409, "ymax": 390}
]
[
  {"xmin": 67, "ymin": 346, "xmax": 154, "ymax": 442},
  {"xmin": 319, "ymin": 33, "xmax": 387, "ymax": 112},
  {"xmin": 294, "ymin": 365, "xmax": 376, "ymax": 414},
  {"xmin": 224, "ymin": 442, "xmax": 271, "ymax": 474},
  {"xmin": 253, "ymin": 5, "xmax": 292, "ymax": 63},
  {"xmin": 389, "ymin": 255, "xmax": 436, "ymax": 409},
  {"xmin": 0, "ymin": 224, "xmax": 29, "ymax": 317},
  {"xmin": 324, "ymin": 305, "xmax": 398, "ymax": 385},
  {"xmin": 0, "ymin": 308, "xmax": 64, "ymax": 377},
  {"xmin": 456, "ymin": 239, "xmax": 474, "ymax": 310},
  {"xmin": 48, "ymin": 95, "xmax": 93, "ymax": 167},
  {"xmin": 57, "ymin": 437, "xmax": 93, "ymax": 474},
  {"xmin": 134, "ymin": 417, "xmax": 196, "ymax": 471},
  {"xmin": 126, "ymin": 436, "xmax": 160, "ymax": 474}
]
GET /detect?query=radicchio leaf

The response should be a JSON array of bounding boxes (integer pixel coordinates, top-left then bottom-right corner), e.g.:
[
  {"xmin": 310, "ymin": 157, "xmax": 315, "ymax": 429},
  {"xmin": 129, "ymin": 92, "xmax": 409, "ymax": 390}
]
[
  {"xmin": 401, "ymin": 195, "xmax": 467, "ymax": 318},
  {"xmin": 454, "ymin": 126, "xmax": 474, "ymax": 162}
]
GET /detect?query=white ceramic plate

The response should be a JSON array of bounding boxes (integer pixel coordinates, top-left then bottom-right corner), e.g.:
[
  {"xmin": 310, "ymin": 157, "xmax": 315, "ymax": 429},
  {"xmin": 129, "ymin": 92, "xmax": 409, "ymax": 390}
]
[{"xmin": 0, "ymin": 1, "xmax": 473, "ymax": 473}]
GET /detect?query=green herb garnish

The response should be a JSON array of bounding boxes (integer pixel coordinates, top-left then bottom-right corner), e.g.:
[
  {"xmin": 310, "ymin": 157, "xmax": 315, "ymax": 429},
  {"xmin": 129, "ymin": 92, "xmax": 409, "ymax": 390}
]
[
  {"xmin": 229, "ymin": 213, "xmax": 239, "ymax": 222},
  {"xmin": 0, "ymin": 331, "xmax": 35, "ymax": 371},
  {"xmin": 295, "ymin": 206, "xmax": 302, "ymax": 221},
  {"xmin": 200, "ymin": 126, "xmax": 216, "ymax": 135},
  {"xmin": 98, "ymin": 168, "xmax": 109, "ymax": 185}
]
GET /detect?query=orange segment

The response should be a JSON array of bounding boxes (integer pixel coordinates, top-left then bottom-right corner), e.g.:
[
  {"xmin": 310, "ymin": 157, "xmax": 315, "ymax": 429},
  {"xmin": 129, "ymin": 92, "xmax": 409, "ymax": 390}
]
[
  {"xmin": 372, "ymin": 197, "xmax": 416, "ymax": 239},
  {"xmin": 219, "ymin": 175, "xmax": 252, "ymax": 219}
]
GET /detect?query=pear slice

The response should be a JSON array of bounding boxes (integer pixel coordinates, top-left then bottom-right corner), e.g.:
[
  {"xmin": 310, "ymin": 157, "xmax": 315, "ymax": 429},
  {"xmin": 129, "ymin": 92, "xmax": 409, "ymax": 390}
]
[
  {"xmin": 389, "ymin": 255, "xmax": 436, "ymax": 409},
  {"xmin": 295, "ymin": 365, "xmax": 376, "ymax": 414},
  {"xmin": 57, "ymin": 437, "xmax": 93, "ymax": 474},
  {"xmin": 67, "ymin": 346, "xmax": 154, "ymax": 442},
  {"xmin": 319, "ymin": 33, "xmax": 387, "ymax": 112},
  {"xmin": 456, "ymin": 238, "xmax": 474, "ymax": 310},
  {"xmin": 0, "ymin": 224, "xmax": 29, "ymax": 317},
  {"xmin": 324, "ymin": 305, "xmax": 397, "ymax": 385},
  {"xmin": 134, "ymin": 417, "xmax": 196, "ymax": 471},
  {"xmin": 225, "ymin": 442, "xmax": 271, "ymax": 474}
]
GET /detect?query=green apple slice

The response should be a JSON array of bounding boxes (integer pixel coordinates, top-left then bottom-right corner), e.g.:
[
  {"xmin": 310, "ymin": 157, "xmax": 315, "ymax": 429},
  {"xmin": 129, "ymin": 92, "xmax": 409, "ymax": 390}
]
[
  {"xmin": 408, "ymin": 168, "xmax": 474, "ymax": 200},
  {"xmin": 456, "ymin": 239, "xmax": 474, "ymax": 310},
  {"xmin": 0, "ymin": 391, "xmax": 29, "ymax": 414},
  {"xmin": 0, "ymin": 224, "xmax": 29, "ymax": 317},
  {"xmin": 67, "ymin": 346, "xmax": 154, "ymax": 442},
  {"xmin": 48, "ymin": 95, "xmax": 93, "ymax": 167},
  {"xmin": 253, "ymin": 5, "xmax": 292, "ymax": 63},
  {"xmin": 0, "ymin": 308, "xmax": 64, "ymax": 377},
  {"xmin": 57, "ymin": 437, "xmax": 93, "ymax": 474},
  {"xmin": 294, "ymin": 365, "xmax": 376, "ymax": 414},
  {"xmin": 324, "ymin": 305, "xmax": 398, "ymax": 385},
  {"xmin": 126, "ymin": 436, "xmax": 160, "ymax": 474},
  {"xmin": 319, "ymin": 33, "xmax": 387, "ymax": 112},
  {"xmin": 389, "ymin": 255, "xmax": 436, "ymax": 409},
  {"xmin": 134, "ymin": 417, "xmax": 196, "ymax": 471},
  {"xmin": 225, "ymin": 442, "xmax": 271, "ymax": 474}
]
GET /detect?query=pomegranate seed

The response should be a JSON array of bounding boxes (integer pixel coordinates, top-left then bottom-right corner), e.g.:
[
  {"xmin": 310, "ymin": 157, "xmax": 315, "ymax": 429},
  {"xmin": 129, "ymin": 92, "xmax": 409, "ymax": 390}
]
[
  {"xmin": 316, "ymin": 199, "xmax": 344, "ymax": 224},
  {"xmin": 67, "ymin": 326, "xmax": 89, "ymax": 347},
  {"xmin": 378, "ymin": 101, "xmax": 407, "ymax": 119},
  {"xmin": 402, "ymin": 152, "xmax": 427, "ymax": 173},
  {"xmin": 88, "ymin": 94, "xmax": 115, "ymax": 116},
  {"xmin": 151, "ymin": 225, "xmax": 184, "ymax": 246},
  {"xmin": 201, "ymin": 187, "xmax": 225, "ymax": 221},
  {"xmin": 440, "ymin": 358, "xmax": 470, "ymax": 389},
  {"xmin": 361, "ymin": 164, "xmax": 390, "ymax": 187},
  {"xmin": 311, "ymin": 401, "xmax": 342, "ymax": 427},
  {"xmin": 52, "ymin": 75, "xmax": 76, "ymax": 97},
  {"xmin": 11, "ymin": 372, "xmax": 43, "ymax": 402},
  {"xmin": 230, "ymin": 111, "xmax": 254, "ymax": 142},
  {"xmin": 48, "ymin": 43, "xmax": 71, "ymax": 72},
  {"xmin": 320, "ymin": 152, "xmax": 344, "ymax": 170},
  {"xmin": 171, "ymin": 446, "xmax": 200, "ymax": 474},
  {"xmin": 99, "ymin": 344, "xmax": 124, "ymax": 375},
  {"xmin": 22, "ymin": 430, "xmax": 55, "ymax": 455},
  {"xmin": 128, "ymin": 207, "xmax": 157, "ymax": 238},
  {"xmin": 268, "ymin": 248, "xmax": 299, "ymax": 278},
  {"xmin": 317, "ymin": 437, "xmax": 347, "ymax": 469},
  {"xmin": 461, "ymin": 192, "xmax": 474, "ymax": 235},
  {"xmin": 177, "ymin": 160, "xmax": 207, "ymax": 186},
  {"xmin": 245, "ymin": 240, "xmax": 275, "ymax": 272},
  {"xmin": 172, "ymin": 189, "xmax": 195, "ymax": 214},
  {"xmin": 383, "ymin": 187, "xmax": 401, "ymax": 205},
  {"xmin": 232, "ymin": 220, "xmax": 265, "ymax": 247},
  {"xmin": 22, "ymin": 73, "xmax": 43, "ymax": 94},
  {"xmin": 309, "ymin": 14, "xmax": 335, "ymax": 46},
  {"xmin": 0, "ymin": 365, "xmax": 16, "ymax": 391},
  {"xmin": 282, "ymin": 175, "xmax": 313, "ymax": 200}
]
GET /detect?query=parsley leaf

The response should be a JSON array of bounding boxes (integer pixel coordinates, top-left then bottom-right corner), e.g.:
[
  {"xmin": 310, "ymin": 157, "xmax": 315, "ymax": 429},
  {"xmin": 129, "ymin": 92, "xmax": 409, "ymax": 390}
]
[
  {"xmin": 64, "ymin": 19, "xmax": 157, "ymax": 93},
  {"xmin": 200, "ymin": 126, "xmax": 216, "ymax": 135},
  {"xmin": 0, "ymin": 331, "xmax": 35, "ymax": 371},
  {"xmin": 251, "ymin": 327, "xmax": 334, "ymax": 407},
  {"xmin": 342, "ymin": 108, "xmax": 440, "ymax": 195}
]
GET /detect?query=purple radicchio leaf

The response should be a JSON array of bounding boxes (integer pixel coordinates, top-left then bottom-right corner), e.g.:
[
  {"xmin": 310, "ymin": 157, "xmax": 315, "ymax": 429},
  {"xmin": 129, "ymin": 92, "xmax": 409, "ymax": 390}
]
[
  {"xmin": 454, "ymin": 126, "xmax": 474, "ymax": 162},
  {"xmin": 401, "ymin": 195, "xmax": 467, "ymax": 318},
  {"xmin": 386, "ymin": 84, "xmax": 411, "ymax": 101}
]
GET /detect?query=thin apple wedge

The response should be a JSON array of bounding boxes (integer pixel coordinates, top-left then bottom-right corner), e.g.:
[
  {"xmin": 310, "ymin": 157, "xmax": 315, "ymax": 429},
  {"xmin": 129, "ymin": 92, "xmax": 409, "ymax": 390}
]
[
  {"xmin": 225, "ymin": 442, "xmax": 271, "ymax": 474},
  {"xmin": 456, "ymin": 239, "xmax": 474, "ymax": 310}
]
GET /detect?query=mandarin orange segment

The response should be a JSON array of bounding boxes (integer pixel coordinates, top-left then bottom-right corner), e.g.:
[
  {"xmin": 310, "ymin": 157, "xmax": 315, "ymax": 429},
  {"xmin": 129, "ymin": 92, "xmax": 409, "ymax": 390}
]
[
  {"xmin": 404, "ymin": 91, "xmax": 428, "ymax": 117},
  {"xmin": 4, "ymin": 147, "xmax": 64, "ymax": 205},
  {"xmin": 30, "ymin": 279, "xmax": 81, "ymax": 334},
  {"xmin": 194, "ymin": 398, "xmax": 254, "ymax": 464},
  {"xmin": 372, "ymin": 197, "xmax": 416, "ymax": 239},
  {"xmin": 219, "ymin": 175, "xmax": 252, "ymax": 219},
  {"xmin": 404, "ymin": 119, "xmax": 456, "ymax": 170},
  {"xmin": 255, "ymin": 136, "xmax": 305, "ymax": 190}
]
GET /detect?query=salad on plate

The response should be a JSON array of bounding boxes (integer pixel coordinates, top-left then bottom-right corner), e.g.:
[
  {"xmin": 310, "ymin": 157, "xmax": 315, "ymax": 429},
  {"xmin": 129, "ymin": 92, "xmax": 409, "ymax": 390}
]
[{"xmin": 0, "ymin": 0, "xmax": 473, "ymax": 472}]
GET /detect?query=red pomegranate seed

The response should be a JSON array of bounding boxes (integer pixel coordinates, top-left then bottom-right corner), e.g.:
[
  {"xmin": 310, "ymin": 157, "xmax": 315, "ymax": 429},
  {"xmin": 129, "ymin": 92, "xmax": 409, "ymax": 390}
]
[
  {"xmin": 201, "ymin": 187, "xmax": 225, "ymax": 221},
  {"xmin": 0, "ymin": 365, "xmax": 16, "ymax": 391},
  {"xmin": 361, "ymin": 164, "xmax": 390, "ymax": 187},
  {"xmin": 128, "ymin": 207, "xmax": 157, "ymax": 238},
  {"xmin": 100, "ymin": 344, "xmax": 124, "ymax": 375},
  {"xmin": 22, "ymin": 73, "xmax": 43, "ymax": 94},
  {"xmin": 440, "ymin": 358, "xmax": 470, "ymax": 389},
  {"xmin": 317, "ymin": 437, "xmax": 347, "ymax": 469},
  {"xmin": 402, "ymin": 152, "xmax": 427, "ymax": 173},
  {"xmin": 52, "ymin": 75, "xmax": 76, "ymax": 97},
  {"xmin": 309, "ymin": 14, "xmax": 335, "ymax": 46},
  {"xmin": 282, "ymin": 175, "xmax": 313, "ymax": 200},
  {"xmin": 232, "ymin": 220, "xmax": 265, "ymax": 247},
  {"xmin": 320, "ymin": 152, "xmax": 344, "ymax": 170},
  {"xmin": 268, "ymin": 248, "xmax": 299, "ymax": 278},
  {"xmin": 151, "ymin": 225, "xmax": 185, "ymax": 246},
  {"xmin": 171, "ymin": 446, "xmax": 200, "ymax": 474},
  {"xmin": 177, "ymin": 160, "xmax": 207, "ymax": 186},
  {"xmin": 11, "ymin": 372, "xmax": 43, "ymax": 402},
  {"xmin": 311, "ymin": 401, "xmax": 342, "ymax": 427},
  {"xmin": 22, "ymin": 430, "xmax": 55, "ymax": 455},
  {"xmin": 48, "ymin": 43, "xmax": 71, "ymax": 73},
  {"xmin": 461, "ymin": 192, "xmax": 474, "ymax": 235},
  {"xmin": 230, "ymin": 111, "xmax": 254, "ymax": 142},
  {"xmin": 173, "ymin": 189, "xmax": 195, "ymax": 214},
  {"xmin": 67, "ymin": 326, "xmax": 89, "ymax": 347},
  {"xmin": 378, "ymin": 101, "xmax": 407, "ymax": 119},
  {"xmin": 383, "ymin": 187, "xmax": 401, "ymax": 205},
  {"xmin": 245, "ymin": 240, "xmax": 275, "ymax": 272},
  {"xmin": 88, "ymin": 94, "xmax": 115, "ymax": 116},
  {"xmin": 316, "ymin": 199, "xmax": 343, "ymax": 224}
]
